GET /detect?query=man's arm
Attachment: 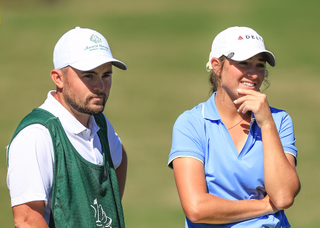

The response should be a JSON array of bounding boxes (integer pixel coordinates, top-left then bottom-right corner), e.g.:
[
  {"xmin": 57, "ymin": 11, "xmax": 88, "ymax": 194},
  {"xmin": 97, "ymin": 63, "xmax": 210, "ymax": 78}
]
[
  {"xmin": 115, "ymin": 146, "xmax": 127, "ymax": 199},
  {"xmin": 12, "ymin": 201, "xmax": 48, "ymax": 228}
]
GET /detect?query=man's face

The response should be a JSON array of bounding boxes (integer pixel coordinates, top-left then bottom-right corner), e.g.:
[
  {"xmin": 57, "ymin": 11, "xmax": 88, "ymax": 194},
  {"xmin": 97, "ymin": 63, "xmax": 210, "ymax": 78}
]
[{"xmin": 62, "ymin": 62, "xmax": 113, "ymax": 117}]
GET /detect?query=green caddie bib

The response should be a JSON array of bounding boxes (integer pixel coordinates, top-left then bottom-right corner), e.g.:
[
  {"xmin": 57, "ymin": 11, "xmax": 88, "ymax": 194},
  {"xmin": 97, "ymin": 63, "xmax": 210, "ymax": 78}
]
[{"xmin": 9, "ymin": 108, "xmax": 125, "ymax": 228}]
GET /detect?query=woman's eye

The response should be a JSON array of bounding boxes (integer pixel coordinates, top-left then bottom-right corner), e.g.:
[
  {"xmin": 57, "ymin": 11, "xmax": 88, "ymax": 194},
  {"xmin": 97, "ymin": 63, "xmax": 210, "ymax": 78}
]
[{"xmin": 239, "ymin": 61, "xmax": 248, "ymax": 66}]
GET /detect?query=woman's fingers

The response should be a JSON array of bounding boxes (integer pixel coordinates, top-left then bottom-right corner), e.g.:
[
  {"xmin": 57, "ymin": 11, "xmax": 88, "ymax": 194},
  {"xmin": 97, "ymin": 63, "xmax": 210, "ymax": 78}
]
[
  {"xmin": 234, "ymin": 89, "xmax": 266, "ymax": 112},
  {"xmin": 234, "ymin": 89, "xmax": 273, "ymax": 128}
]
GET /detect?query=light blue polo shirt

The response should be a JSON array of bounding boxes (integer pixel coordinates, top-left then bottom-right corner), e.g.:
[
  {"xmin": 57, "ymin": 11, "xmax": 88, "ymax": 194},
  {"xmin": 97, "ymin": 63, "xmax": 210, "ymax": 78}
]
[{"xmin": 168, "ymin": 92, "xmax": 297, "ymax": 228}]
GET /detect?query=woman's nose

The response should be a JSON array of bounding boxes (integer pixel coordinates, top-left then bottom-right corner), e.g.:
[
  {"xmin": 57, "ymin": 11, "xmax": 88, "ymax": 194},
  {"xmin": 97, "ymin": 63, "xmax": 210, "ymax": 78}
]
[{"xmin": 246, "ymin": 66, "xmax": 258, "ymax": 78}]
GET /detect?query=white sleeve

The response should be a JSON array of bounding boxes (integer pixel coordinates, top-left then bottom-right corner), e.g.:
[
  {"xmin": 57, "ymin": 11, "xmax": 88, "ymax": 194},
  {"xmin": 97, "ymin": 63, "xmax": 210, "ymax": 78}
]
[
  {"xmin": 7, "ymin": 124, "xmax": 54, "ymax": 207},
  {"xmin": 105, "ymin": 118, "xmax": 123, "ymax": 169}
]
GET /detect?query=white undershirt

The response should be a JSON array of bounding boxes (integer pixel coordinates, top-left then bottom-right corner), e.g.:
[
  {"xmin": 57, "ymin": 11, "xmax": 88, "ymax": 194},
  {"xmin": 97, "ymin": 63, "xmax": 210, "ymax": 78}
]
[{"xmin": 6, "ymin": 91, "xmax": 123, "ymax": 223}]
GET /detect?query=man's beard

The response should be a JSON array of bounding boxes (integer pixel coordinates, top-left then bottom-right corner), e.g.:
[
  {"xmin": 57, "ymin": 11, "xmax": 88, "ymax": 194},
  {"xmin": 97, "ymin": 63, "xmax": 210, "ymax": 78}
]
[{"xmin": 64, "ymin": 92, "xmax": 107, "ymax": 115}]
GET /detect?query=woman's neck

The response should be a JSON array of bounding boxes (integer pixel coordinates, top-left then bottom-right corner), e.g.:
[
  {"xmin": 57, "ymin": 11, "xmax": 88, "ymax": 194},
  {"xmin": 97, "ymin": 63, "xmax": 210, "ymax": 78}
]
[
  {"xmin": 215, "ymin": 90, "xmax": 239, "ymax": 118},
  {"xmin": 214, "ymin": 89, "xmax": 252, "ymax": 124}
]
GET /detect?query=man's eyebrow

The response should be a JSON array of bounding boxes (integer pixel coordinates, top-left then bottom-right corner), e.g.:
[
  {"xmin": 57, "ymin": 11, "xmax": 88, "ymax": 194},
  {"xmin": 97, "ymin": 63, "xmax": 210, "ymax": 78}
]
[
  {"xmin": 81, "ymin": 70, "xmax": 97, "ymax": 74},
  {"xmin": 80, "ymin": 70, "xmax": 113, "ymax": 74}
]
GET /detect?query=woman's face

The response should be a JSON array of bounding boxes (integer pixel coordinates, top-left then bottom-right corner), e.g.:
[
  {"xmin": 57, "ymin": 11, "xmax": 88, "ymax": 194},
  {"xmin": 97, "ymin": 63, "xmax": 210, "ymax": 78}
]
[{"xmin": 218, "ymin": 53, "xmax": 266, "ymax": 99}]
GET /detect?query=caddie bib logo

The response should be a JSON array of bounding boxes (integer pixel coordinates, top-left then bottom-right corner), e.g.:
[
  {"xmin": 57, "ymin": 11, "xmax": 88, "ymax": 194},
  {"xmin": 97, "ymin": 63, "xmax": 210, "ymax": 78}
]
[{"xmin": 91, "ymin": 198, "xmax": 113, "ymax": 227}]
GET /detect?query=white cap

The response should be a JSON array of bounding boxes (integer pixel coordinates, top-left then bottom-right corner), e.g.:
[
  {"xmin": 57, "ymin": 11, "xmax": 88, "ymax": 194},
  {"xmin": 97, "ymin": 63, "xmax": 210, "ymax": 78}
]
[
  {"xmin": 53, "ymin": 27, "xmax": 127, "ymax": 71},
  {"xmin": 206, "ymin": 26, "xmax": 275, "ymax": 72}
]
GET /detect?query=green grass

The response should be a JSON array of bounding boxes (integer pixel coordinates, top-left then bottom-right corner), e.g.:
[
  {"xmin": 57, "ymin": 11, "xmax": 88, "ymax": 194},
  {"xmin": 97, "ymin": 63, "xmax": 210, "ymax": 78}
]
[{"xmin": 1, "ymin": 0, "xmax": 319, "ymax": 227}]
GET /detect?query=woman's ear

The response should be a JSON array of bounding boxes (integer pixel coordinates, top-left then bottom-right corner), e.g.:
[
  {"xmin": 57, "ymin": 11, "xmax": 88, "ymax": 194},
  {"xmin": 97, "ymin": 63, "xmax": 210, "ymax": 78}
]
[
  {"xmin": 211, "ymin": 58, "xmax": 221, "ymax": 75},
  {"xmin": 50, "ymin": 69, "xmax": 64, "ymax": 89}
]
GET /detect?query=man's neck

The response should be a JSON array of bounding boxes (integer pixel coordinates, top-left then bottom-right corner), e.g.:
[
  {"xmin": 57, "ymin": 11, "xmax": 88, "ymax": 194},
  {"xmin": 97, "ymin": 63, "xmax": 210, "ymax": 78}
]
[{"xmin": 53, "ymin": 91, "xmax": 90, "ymax": 128}]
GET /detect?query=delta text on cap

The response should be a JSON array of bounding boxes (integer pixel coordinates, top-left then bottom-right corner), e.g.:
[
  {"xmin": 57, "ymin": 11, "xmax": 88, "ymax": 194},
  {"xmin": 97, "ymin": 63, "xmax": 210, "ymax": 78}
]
[{"xmin": 206, "ymin": 26, "xmax": 275, "ymax": 72}]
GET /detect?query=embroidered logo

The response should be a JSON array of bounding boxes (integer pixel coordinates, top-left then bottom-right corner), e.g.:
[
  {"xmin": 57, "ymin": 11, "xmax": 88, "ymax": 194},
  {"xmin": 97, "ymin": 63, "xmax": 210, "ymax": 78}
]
[
  {"xmin": 84, "ymin": 35, "xmax": 109, "ymax": 52},
  {"xmin": 91, "ymin": 198, "xmax": 113, "ymax": 227},
  {"xmin": 238, "ymin": 36, "xmax": 244, "ymax": 40},
  {"xmin": 90, "ymin": 34, "xmax": 102, "ymax": 44}
]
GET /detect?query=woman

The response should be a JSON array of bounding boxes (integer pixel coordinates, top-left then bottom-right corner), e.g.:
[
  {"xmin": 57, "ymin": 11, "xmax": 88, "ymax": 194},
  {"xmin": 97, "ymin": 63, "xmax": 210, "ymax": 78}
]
[{"xmin": 168, "ymin": 26, "xmax": 300, "ymax": 228}]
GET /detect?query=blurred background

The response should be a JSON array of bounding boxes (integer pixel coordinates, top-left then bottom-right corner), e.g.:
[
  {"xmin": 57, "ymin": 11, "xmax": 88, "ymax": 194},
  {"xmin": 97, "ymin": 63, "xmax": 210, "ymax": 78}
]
[{"xmin": 0, "ymin": 0, "xmax": 319, "ymax": 227}]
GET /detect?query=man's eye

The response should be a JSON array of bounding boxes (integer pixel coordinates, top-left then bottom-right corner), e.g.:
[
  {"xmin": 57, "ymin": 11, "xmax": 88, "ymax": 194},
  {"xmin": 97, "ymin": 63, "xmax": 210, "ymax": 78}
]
[
  {"xmin": 239, "ymin": 62, "xmax": 248, "ymax": 65},
  {"xmin": 102, "ymin": 74, "xmax": 111, "ymax": 78}
]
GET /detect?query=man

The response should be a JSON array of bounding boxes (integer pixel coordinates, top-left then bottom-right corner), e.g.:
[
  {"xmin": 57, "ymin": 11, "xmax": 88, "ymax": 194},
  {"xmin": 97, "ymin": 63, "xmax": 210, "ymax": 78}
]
[{"xmin": 7, "ymin": 27, "xmax": 128, "ymax": 227}]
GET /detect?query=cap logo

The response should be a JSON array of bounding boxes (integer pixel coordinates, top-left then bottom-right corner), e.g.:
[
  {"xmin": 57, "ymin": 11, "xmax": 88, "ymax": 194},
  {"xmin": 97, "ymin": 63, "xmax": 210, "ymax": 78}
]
[
  {"xmin": 84, "ymin": 34, "xmax": 109, "ymax": 52},
  {"xmin": 239, "ymin": 35, "xmax": 264, "ymax": 42},
  {"xmin": 90, "ymin": 34, "xmax": 102, "ymax": 44}
]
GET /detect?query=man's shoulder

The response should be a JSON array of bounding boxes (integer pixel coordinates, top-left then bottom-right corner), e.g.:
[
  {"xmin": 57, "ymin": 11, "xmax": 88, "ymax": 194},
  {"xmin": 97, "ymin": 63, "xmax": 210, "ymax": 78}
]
[
  {"xmin": 20, "ymin": 108, "xmax": 56, "ymax": 124},
  {"xmin": 10, "ymin": 109, "xmax": 58, "ymax": 143}
]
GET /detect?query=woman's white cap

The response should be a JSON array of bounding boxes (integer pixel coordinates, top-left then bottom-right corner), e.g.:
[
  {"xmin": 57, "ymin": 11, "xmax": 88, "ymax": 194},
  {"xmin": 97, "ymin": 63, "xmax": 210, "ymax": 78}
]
[
  {"xmin": 53, "ymin": 27, "xmax": 127, "ymax": 71},
  {"xmin": 206, "ymin": 26, "xmax": 275, "ymax": 72}
]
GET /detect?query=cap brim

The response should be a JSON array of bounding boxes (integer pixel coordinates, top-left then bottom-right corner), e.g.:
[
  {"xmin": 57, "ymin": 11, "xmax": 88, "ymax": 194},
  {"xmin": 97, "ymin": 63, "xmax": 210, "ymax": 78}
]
[
  {"xmin": 230, "ymin": 48, "xmax": 276, "ymax": 67},
  {"xmin": 112, "ymin": 60, "xmax": 127, "ymax": 70},
  {"xmin": 70, "ymin": 55, "xmax": 127, "ymax": 71}
]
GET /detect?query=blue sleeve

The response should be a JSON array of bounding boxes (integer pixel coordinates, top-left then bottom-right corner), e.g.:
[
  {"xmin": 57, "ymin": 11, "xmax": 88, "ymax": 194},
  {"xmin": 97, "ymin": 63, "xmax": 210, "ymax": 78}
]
[
  {"xmin": 168, "ymin": 110, "xmax": 205, "ymax": 168},
  {"xmin": 276, "ymin": 111, "xmax": 297, "ymax": 158}
]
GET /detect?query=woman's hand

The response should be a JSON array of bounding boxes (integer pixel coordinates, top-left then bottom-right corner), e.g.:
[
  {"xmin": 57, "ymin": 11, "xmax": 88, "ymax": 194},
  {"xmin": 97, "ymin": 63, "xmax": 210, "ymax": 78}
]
[
  {"xmin": 261, "ymin": 195, "xmax": 279, "ymax": 214},
  {"xmin": 233, "ymin": 89, "xmax": 273, "ymax": 129}
]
